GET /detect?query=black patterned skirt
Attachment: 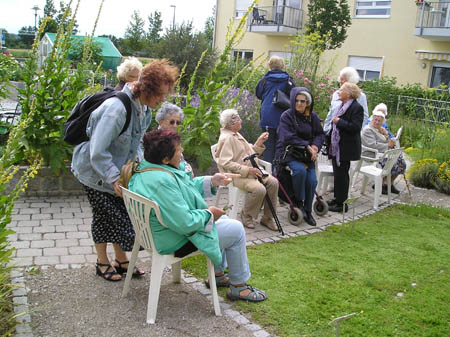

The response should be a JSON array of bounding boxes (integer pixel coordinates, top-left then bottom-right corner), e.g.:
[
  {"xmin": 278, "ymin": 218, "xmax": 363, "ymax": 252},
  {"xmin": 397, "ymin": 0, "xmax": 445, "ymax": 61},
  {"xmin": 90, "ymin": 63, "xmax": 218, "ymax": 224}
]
[{"xmin": 83, "ymin": 185, "xmax": 135, "ymax": 252}]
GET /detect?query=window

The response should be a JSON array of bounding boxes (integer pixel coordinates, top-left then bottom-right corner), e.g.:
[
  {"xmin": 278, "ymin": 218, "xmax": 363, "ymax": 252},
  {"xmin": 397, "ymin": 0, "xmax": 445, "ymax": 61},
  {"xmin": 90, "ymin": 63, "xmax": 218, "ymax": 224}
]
[
  {"xmin": 235, "ymin": 0, "xmax": 253, "ymax": 18},
  {"xmin": 430, "ymin": 63, "xmax": 450, "ymax": 90},
  {"xmin": 355, "ymin": 1, "xmax": 391, "ymax": 17},
  {"xmin": 269, "ymin": 51, "xmax": 293, "ymax": 65},
  {"xmin": 232, "ymin": 49, "xmax": 253, "ymax": 63},
  {"xmin": 348, "ymin": 56, "xmax": 383, "ymax": 81}
]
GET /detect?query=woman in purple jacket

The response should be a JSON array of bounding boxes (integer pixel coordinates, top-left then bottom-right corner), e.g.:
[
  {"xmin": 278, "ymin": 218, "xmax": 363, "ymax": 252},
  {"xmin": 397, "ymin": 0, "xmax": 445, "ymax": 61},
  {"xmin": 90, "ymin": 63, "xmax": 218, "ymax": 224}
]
[{"xmin": 276, "ymin": 87, "xmax": 325, "ymax": 226}]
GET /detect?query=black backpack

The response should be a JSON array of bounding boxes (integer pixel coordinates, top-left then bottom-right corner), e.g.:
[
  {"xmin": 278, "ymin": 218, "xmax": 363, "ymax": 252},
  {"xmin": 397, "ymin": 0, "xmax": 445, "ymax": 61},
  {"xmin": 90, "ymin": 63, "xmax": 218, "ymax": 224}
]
[{"xmin": 63, "ymin": 88, "xmax": 132, "ymax": 146}]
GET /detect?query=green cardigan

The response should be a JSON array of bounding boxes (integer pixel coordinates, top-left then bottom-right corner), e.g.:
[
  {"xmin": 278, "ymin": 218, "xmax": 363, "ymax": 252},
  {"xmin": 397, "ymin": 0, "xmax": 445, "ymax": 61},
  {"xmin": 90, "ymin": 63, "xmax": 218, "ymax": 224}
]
[{"xmin": 128, "ymin": 160, "xmax": 222, "ymax": 265}]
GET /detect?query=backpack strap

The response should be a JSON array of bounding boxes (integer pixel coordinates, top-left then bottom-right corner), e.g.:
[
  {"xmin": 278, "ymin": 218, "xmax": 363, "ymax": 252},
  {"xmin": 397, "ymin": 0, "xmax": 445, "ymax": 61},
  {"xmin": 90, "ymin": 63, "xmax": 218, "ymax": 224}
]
[
  {"xmin": 114, "ymin": 92, "xmax": 132, "ymax": 136},
  {"xmin": 135, "ymin": 167, "xmax": 177, "ymax": 181}
]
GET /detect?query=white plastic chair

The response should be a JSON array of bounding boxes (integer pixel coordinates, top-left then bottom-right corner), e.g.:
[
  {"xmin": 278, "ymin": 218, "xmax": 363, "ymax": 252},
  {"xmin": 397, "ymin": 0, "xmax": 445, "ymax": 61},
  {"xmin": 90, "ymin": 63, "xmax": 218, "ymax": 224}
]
[
  {"xmin": 210, "ymin": 144, "xmax": 272, "ymax": 220},
  {"xmin": 120, "ymin": 187, "xmax": 221, "ymax": 324},
  {"xmin": 359, "ymin": 148, "xmax": 403, "ymax": 210},
  {"xmin": 394, "ymin": 126, "xmax": 403, "ymax": 148},
  {"xmin": 316, "ymin": 152, "xmax": 334, "ymax": 195},
  {"xmin": 351, "ymin": 145, "xmax": 383, "ymax": 189}
]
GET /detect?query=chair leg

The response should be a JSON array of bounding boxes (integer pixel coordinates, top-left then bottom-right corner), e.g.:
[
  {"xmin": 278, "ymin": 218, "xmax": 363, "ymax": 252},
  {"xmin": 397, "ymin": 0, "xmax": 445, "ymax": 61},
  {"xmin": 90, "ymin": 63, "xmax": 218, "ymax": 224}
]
[
  {"xmin": 374, "ymin": 178, "xmax": 381, "ymax": 210},
  {"xmin": 361, "ymin": 176, "xmax": 369, "ymax": 195},
  {"xmin": 387, "ymin": 175, "xmax": 392, "ymax": 204},
  {"xmin": 206, "ymin": 257, "xmax": 222, "ymax": 317},
  {"xmin": 146, "ymin": 256, "xmax": 166, "ymax": 324},
  {"xmin": 172, "ymin": 261, "xmax": 181, "ymax": 283},
  {"xmin": 122, "ymin": 240, "xmax": 140, "ymax": 298}
]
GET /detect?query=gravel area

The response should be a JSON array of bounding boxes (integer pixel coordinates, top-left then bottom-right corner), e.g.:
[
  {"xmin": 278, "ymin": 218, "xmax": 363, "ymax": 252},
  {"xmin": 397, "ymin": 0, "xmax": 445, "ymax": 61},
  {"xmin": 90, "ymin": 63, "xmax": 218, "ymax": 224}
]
[{"xmin": 26, "ymin": 261, "xmax": 257, "ymax": 337}]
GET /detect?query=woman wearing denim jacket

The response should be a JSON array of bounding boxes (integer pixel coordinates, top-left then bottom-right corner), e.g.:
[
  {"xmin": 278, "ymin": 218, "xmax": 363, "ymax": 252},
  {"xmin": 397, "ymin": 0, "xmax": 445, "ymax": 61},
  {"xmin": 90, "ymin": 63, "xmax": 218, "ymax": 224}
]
[{"xmin": 71, "ymin": 59, "xmax": 178, "ymax": 281}]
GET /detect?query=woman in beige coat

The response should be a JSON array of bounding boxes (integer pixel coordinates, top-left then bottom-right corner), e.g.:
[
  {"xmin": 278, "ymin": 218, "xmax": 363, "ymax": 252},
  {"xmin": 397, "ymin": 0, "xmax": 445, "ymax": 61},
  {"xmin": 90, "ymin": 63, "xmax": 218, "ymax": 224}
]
[{"xmin": 216, "ymin": 109, "xmax": 279, "ymax": 231}]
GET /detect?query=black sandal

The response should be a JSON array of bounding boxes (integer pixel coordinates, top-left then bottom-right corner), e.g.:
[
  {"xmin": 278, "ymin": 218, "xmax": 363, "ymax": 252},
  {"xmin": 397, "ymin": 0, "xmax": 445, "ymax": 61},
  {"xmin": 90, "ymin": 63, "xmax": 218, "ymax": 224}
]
[
  {"xmin": 114, "ymin": 259, "xmax": 145, "ymax": 278},
  {"xmin": 96, "ymin": 261, "xmax": 122, "ymax": 282}
]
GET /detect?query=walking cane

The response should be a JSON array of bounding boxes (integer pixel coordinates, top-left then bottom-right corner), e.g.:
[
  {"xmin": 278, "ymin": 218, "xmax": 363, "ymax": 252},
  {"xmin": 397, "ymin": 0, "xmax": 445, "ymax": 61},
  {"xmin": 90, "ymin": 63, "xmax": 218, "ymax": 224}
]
[{"xmin": 243, "ymin": 153, "xmax": 284, "ymax": 235}]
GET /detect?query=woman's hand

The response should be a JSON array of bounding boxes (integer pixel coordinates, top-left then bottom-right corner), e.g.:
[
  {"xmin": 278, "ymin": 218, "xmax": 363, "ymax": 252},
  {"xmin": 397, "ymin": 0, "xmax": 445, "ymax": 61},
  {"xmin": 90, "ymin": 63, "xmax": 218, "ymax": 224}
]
[
  {"xmin": 307, "ymin": 145, "xmax": 318, "ymax": 161},
  {"xmin": 388, "ymin": 139, "xmax": 395, "ymax": 149},
  {"xmin": 208, "ymin": 206, "xmax": 225, "ymax": 221},
  {"xmin": 113, "ymin": 180, "xmax": 123, "ymax": 198},
  {"xmin": 380, "ymin": 128, "xmax": 388, "ymax": 136},
  {"xmin": 248, "ymin": 167, "xmax": 262, "ymax": 178},
  {"xmin": 255, "ymin": 132, "xmax": 269, "ymax": 147},
  {"xmin": 332, "ymin": 116, "xmax": 340, "ymax": 125},
  {"xmin": 211, "ymin": 173, "xmax": 240, "ymax": 187}
]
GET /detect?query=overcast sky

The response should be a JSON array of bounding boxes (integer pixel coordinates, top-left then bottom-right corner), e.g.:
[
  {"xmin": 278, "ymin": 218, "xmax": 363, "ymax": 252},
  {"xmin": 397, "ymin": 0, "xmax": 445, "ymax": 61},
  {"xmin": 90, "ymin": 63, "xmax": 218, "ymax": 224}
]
[{"xmin": 0, "ymin": 0, "xmax": 216, "ymax": 37}]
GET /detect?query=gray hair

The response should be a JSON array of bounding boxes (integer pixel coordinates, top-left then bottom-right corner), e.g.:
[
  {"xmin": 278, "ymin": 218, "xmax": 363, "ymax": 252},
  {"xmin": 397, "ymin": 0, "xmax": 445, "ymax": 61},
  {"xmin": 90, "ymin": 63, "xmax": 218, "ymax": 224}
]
[
  {"xmin": 219, "ymin": 109, "xmax": 240, "ymax": 129},
  {"xmin": 373, "ymin": 103, "xmax": 388, "ymax": 116},
  {"xmin": 297, "ymin": 91, "xmax": 312, "ymax": 105},
  {"xmin": 116, "ymin": 57, "xmax": 143, "ymax": 82},
  {"xmin": 339, "ymin": 67, "xmax": 360, "ymax": 84},
  {"xmin": 155, "ymin": 102, "xmax": 184, "ymax": 123}
]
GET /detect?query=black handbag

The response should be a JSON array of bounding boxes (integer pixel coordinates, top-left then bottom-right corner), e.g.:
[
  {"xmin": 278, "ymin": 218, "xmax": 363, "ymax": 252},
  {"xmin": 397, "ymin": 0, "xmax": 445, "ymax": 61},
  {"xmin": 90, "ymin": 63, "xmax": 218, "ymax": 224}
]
[
  {"xmin": 282, "ymin": 145, "xmax": 311, "ymax": 163},
  {"xmin": 272, "ymin": 89, "xmax": 290, "ymax": 110}
]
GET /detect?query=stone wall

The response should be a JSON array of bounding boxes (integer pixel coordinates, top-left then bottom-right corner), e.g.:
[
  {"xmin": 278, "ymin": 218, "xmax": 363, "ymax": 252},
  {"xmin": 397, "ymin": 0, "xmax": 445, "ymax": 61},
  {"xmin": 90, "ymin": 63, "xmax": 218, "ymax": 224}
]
[{"xmin": 4, "ymin": 166, "xmax": 84, "ymax": 197}]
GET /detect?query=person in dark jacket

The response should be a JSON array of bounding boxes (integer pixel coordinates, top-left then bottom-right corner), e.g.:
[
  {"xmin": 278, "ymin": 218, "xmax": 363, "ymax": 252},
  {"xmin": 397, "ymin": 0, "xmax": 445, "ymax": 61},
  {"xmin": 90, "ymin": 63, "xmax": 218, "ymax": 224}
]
[
  {"xmin": 276, "ymin": 87, "xmax": 325, "ymax": 226},
  {"xmin": 256, "ymin": 56, "xmax": 295, "ymax": 164},
  {"xmin": 327, "ymin": 82, "xmax": 364, "ymax": 213}
]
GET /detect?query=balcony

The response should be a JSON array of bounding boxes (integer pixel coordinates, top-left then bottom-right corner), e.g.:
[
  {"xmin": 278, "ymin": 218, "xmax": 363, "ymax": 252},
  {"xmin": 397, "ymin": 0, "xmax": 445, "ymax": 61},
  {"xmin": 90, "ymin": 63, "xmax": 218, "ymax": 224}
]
[
  {"xmin": 247, "ymin": 6, "xmax": 303, "ymax": 36},
  {"xmin": 414, "ymin": 1, "xmax": 450, "ymax": 40}
]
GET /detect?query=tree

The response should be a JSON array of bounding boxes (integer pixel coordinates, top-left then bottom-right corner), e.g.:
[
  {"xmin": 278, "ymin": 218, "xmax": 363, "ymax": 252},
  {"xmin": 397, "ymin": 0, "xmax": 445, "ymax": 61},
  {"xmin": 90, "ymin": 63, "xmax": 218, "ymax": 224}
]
[
  {"xmin": 18, "ymin": 26, "xmax": 36, "ymax": 48},
  {"xmin": 39, "ymin": 0, "xmax": 78, "ymax": 35},
  {"xmin": 153, "ymin": 22, "xmax": 217, "ymax": 90},
  {"xmin": 40, "ymin": 0, "xmax": 58, "ymax": 33},
  {"xmin": 55, "ymin": 1, "xmax": 78, "ymax": 34},
  {"xmin": 123, "ymin": 10, "xmax": 145, "ymax": 54},
  {"xmin": 306, "ymin": 0, "xmax": 351, "ymax": 50},
  {"xmin": 146, "ymin": 11, "xmax": 162, "ymax": 45},
  {"xmin": 204, "ymin": 7, "xmax": 215, "ymax": 47},
  {"xmin": 69, "ymin": 39, "xmax": 103, "ymax": 66}
]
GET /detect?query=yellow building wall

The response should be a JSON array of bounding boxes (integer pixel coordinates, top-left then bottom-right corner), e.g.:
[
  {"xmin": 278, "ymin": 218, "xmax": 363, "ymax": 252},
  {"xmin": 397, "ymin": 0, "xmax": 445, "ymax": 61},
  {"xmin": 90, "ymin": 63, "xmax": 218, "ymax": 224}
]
[
  {"xmin": 323, "ymin": 1, "xmax": 450, "ymax": 86},
  {"xmin": 214, "ymin": 0, "xmax": 450, "ymax": 87}
]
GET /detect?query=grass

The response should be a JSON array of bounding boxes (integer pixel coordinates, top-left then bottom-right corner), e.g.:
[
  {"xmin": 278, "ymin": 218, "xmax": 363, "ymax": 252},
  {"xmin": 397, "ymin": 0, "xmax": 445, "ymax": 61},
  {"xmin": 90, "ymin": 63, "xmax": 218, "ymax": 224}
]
[
  {"xmin": 182, "ymin": 204, "xmax": 450, "ymax": 337},
  {"xmin": 9, "ymin": 49, "xmax": 31, "ymax": 59}
]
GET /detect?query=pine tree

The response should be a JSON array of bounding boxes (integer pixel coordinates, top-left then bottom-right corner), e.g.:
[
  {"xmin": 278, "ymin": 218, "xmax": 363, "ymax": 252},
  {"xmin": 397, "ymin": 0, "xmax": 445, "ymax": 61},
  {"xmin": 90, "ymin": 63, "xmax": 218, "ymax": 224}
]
[{"xmin": 123, "ymin": 10, "xmax": 145, "ymax": 54}]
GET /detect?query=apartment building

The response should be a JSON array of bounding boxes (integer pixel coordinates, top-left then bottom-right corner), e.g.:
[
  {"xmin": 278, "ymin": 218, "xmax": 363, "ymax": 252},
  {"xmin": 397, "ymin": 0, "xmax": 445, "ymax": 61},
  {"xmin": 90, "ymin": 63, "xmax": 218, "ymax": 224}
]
[{"xmin": 213, "ymin": 0, "xmax": 450, "ymax": 88}]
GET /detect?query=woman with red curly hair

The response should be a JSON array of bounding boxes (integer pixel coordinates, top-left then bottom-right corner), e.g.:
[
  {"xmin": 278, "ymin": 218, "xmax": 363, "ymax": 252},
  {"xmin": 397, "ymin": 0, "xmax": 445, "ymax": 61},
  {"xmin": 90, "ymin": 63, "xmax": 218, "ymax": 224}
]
[{"xmin": 72, "ymin": 59, "xmax": 179, "ymax": 281}]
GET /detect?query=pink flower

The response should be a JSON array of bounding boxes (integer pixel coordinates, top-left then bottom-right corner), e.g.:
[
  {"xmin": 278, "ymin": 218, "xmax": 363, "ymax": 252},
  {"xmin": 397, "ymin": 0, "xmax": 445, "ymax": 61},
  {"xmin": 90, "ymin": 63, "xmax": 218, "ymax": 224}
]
[
  {"xmin": 317, "ymin": 83, "xmax": 326, "ymax": 89},
  {"xmin": 304, "ymin": 77, "xmax": 312, "ymax": 84},
  {"xmin": 316, "ymin": 95, "xmax": 321, "ymax": 100},
  {"xmin": 108, "ymin": 69, "xmax": 113, "ymax": 73},
  {"xmin": 299, "ymin": 70, "xmax": 304, "ymax": 77},
  {"xmin": 324, "ymin": 76, "xmax": 330, "ymax": 81}
]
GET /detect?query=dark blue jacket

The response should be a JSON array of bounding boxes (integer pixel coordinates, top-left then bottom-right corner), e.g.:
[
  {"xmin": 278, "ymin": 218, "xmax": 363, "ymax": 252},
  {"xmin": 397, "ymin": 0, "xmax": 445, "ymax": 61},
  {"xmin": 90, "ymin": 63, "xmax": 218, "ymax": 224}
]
[
  {"xmin": 275, "ymin": 87, "xmax": 325, "ymax": 163},
  {"xmin": 255, "ymin": 70, "xmax": 295, "ymax": 129}
]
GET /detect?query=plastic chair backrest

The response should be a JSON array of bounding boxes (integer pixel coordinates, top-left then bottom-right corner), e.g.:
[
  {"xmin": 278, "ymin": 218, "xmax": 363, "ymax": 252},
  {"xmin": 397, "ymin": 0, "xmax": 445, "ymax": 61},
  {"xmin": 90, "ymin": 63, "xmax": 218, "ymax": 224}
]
[
  {"xmin": 121, "ymin": 187, "xmax": 165, "ymax": 252},
  {"xmin": 394, "ymin": 126, "xmax": 403, "ymax": 148}
]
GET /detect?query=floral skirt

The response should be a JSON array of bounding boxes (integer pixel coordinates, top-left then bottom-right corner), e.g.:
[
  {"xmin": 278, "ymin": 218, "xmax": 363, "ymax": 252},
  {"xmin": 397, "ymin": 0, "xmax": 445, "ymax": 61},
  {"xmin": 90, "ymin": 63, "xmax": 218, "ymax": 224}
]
[
  {"xmin": 83, "ymin": 185, "xmax": 135, "ymax": 252},
  {"xmin": 380, "ymin": 153, "xmax": 407, "ymax": 177}
]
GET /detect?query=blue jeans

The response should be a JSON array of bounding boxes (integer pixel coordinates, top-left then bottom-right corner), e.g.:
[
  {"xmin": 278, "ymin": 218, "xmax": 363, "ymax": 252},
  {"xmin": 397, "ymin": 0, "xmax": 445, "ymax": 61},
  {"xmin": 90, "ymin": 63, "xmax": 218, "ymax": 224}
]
[
  {"xmin": 287, "ymin": 160, "xmax": 317, "ymax": 212},
  {"xmin": 262, "ymin": 127, "xmax": 277, "ymax": 165},
  {"xmin": 214, "ymin": 216, "xmax": 250, "ymax": 285}
]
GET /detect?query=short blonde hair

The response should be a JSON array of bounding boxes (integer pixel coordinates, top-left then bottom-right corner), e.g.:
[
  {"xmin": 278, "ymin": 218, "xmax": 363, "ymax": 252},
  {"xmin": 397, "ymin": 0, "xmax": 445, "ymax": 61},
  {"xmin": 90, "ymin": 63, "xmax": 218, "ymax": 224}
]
[
  {"xmin": 219, "ymin": 109, "xmax": 240, "ymax": 129},
  {"xmin": 341, "ymin": 82, "xmax": 361, "ymax": 99},
  {"xmin": 117, "ymin": 57, "xmax": 143, "ymax": 82},
  {"xmin": 268, "ymin": 56, "xmax": 285, "ymax": 71}
]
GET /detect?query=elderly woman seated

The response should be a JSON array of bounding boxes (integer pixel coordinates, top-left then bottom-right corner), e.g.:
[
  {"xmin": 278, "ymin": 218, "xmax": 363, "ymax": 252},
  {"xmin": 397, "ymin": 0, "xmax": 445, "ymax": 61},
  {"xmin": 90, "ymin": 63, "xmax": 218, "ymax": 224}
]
[
  {"xmin": 129, "ymin": 129, "xmax": 267, "ymax": 302},
  {"xmin": 216, "ymin": 109, "xmax": 279, "ymax": 231},
  {"xmin": 361, "ymin": 109, "xmax": 406, "ymax": 195},
  {"xmin": 363, "ymin": 103, "xmax": 394, "ymax": 138}
]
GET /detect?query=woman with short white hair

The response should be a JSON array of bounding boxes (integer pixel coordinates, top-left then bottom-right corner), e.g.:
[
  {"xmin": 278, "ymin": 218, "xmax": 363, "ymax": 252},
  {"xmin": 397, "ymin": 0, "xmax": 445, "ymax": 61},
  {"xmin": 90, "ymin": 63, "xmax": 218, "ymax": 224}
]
[
  {"xmin": 324, "ymin": 66, "xmax": 369, "ymax": 133},
  {"xmin": 216, "ymin": 109, "xmax": 279, "ymax": 231},
  {"xmin": 155, "ymin": 102, "xmax": 185, "ymax": 132},
  {"xmin": 363, "ymin": 103, "xmax": 394, "ymax": 138},
  {"xmin": 115, "ymin": 57, "xmax": 143, "ymax": 91}
]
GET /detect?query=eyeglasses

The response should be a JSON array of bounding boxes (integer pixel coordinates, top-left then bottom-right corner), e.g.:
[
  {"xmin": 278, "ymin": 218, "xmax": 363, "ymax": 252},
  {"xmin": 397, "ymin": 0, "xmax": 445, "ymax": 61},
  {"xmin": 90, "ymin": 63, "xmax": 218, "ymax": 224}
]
[
  {"xmin": 169, "ymin": 120, "xmax": 182, "ymax": 126},
  {"xmin": 295, "ymin": 99, "xmax": 307, "ymax": 103}
]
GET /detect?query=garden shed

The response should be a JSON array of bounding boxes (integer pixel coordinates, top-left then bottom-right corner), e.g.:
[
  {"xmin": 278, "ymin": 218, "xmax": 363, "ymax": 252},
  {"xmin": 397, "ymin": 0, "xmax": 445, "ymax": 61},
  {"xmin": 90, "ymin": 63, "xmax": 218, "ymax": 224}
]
[{"xmin": 38, "ymin": 33, "xmax": 122, "ymax": 71}]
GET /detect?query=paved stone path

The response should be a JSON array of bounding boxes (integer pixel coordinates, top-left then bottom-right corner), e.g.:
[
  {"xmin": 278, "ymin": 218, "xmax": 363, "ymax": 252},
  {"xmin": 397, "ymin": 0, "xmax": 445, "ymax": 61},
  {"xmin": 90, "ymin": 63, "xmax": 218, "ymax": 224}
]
[{"xmin": 8, "ymin": 177, "xmax": 405, "ymax": 337}]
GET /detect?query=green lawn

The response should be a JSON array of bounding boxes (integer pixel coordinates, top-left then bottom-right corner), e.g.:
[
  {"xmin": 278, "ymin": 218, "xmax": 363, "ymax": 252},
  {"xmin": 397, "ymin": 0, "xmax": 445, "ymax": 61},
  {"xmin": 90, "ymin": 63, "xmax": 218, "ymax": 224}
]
[{"xmin": 183, "ymin": 204, "xmax": 450, "ymax": 337}]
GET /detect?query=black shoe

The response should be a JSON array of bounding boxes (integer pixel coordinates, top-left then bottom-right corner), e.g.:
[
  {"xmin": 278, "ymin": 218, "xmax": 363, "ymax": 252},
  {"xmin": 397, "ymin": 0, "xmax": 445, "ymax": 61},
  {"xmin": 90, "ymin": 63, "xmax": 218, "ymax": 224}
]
[
  {"xmin": 391, "ymin": 185, "xmax": 400, "ymax": 194},
  {"xmin": 328, "ymin": 203, "xmax": 348, "ymax": 213},
  {"xmin": 382, "ymin": 184, "xmax": 388, "ymax": 195},
  {"xmin": 326, "ymin": 199, "xmax": 337, "ymax": 206},
  {"xmin": 304, "ymin": 212, "xmax": 316, "ymax": 226}
]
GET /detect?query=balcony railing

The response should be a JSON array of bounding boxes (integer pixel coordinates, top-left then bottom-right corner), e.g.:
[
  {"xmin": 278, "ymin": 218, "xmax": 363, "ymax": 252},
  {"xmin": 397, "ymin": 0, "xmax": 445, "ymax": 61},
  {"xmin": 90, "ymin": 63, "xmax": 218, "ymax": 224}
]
[
  {"xmin": 415, "ymin": 1, "xmax": 450, "ymax": 40},
  {"xmin": 247, "ymin": 6, "xmax": 303, "ymax": 35}
]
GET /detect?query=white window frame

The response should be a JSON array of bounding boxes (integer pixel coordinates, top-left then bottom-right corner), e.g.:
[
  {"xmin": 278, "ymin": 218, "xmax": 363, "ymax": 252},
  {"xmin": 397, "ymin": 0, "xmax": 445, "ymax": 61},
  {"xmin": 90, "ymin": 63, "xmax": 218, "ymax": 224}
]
[
  {"xmin": 355, "ymin": 1, "xmax": 392, "ymax": 19},
  {"xmin": 429, "ymin": 62, "xmax": 450, "ymax": 90},
  {"xmin": 348, "ymin": 56, "xmax": 383, "ymax": 81},
  {"xmin": 232, "ymin": 49, "xmax": 254, "ymax": 62},
  {"xmin": 235, "ymin": 0, "xmax": 253, "ymax": 18}
]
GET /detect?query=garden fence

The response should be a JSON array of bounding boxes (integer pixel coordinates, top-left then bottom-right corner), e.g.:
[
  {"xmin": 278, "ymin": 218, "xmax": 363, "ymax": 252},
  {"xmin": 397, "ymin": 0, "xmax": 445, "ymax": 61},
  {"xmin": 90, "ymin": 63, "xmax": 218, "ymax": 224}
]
[{"xmin": 396, "ymin": 95, "xmax": 450, "ymax": 123}]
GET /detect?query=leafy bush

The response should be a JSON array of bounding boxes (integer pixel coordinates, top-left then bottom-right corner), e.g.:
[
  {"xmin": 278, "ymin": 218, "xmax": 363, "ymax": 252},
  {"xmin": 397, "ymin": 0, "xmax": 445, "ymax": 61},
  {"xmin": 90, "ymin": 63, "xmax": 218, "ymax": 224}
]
[
  {"xmin": 433, "ymin": 160, "xmax": 450, "ymax": 195},
  {"xmin": 406, "ymin": 158, "xmax": 439, "ymax": 189},
  {"xmin": 0, "ymin": 54, "xmax": 19, "ymax": 99}
]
